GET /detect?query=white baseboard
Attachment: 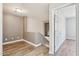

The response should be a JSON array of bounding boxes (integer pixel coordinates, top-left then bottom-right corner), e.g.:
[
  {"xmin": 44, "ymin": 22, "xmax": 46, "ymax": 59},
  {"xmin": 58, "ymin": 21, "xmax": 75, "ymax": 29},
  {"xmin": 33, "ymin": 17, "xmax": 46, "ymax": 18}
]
[
  {"xmin": 44, "ymin": 44, "xmax": 49, "ymax": 48},
  {"xmin": 23, "ymin": 40, "xmax": 41, "ymax": 47},
  {"xmin": 49, "ymin": 51, "xmax": 54, "ymax": 55},
  {"xmin": 3, "ymin": 39, "xmax": 41, "ymax": 47},
  {"xmin": 3, "ymin": 39, "xmax": 23, "ymax": 45}
]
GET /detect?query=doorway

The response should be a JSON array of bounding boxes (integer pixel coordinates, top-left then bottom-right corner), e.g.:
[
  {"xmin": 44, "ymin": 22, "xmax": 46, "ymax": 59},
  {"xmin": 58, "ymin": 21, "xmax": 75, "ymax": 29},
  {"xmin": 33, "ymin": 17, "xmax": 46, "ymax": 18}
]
[{"xmin": 54, "ymin": 4, "xmax": 76, "ymax": 56}]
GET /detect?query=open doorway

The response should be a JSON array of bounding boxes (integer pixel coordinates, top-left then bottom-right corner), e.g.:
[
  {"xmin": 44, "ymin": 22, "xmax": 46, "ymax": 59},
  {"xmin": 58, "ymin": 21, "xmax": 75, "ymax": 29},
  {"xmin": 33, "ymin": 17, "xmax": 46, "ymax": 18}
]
[
  {"xmin": 54, "ymin": 4, "xmax": 76, "ymax": 56},
  {"xmin": 43, "ymin": 22, "xmax": 49, "ymax": 47}
]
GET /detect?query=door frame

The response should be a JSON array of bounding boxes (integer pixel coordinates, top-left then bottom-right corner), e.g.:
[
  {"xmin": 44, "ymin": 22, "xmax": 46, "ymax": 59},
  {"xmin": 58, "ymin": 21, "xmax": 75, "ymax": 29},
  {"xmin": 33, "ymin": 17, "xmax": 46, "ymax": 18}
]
[{"xmin": 49, "ymin": 3, "xmax": 76, "ymax": 55}]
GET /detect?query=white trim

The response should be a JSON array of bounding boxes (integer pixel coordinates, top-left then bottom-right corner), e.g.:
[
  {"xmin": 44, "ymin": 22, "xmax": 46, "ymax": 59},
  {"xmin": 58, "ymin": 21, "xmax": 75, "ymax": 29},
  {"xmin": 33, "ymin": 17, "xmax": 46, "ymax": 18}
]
[
  {"xmin": 23, "ymin": 40, "xmax": 41, "ymax": 47},
  {"xmin": 45, "ymin": 36, "xmax": 49, "ymax": 41},
  {"xmin": 53, "ymin": 3, "xmax": 75, "ymax": 10},
  {"xmin": 3, "ymin": 39, "xmax": 41, "ymax": 47},
  {"xmin": 49, "ymin": 51, "xmax": 54, "ymax": 55},
  {"xmin": 44, "ymin": 44, "xmax": 49, "ymax": 48},
  {"xmin": 3, "ymin": 39, "xmax": 23, "ymax": 45}
]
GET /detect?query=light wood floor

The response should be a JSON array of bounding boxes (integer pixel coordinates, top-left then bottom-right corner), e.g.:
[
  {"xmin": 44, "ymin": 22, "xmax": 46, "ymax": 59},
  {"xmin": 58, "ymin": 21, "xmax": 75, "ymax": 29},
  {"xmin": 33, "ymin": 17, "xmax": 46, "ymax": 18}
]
[
  {"xmin": 3, "ymin": 41, "xmax": 49, "ymax": 56},
  {"xmin": 3, "ymin": 40, "xmax": 76, "ymax": 56},
  {"xmin": 55, "ymin": 39, "xmax": 76, "ymax": 56}
]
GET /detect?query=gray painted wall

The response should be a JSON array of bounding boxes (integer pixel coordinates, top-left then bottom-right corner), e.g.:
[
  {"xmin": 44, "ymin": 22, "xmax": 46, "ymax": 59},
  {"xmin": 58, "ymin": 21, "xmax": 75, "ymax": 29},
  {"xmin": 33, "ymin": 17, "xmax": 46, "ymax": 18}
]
[
  {"xmin": 24, "ymin": 32, "xmax": 45, "ymax": 44},
  {"xmin": 23, "ymin": 16, "xmax": 45, "ymax": 44},
  {"xmin": 3, "ymin": 13, "xmax": 45, "ymax": 45},
  {"xmin": 3, "ymin": 13, "xmax": 47, "ymax": 45},
  {"xmin": 3, "ymin": 13, "xmax": 24, "ymax": 42}
]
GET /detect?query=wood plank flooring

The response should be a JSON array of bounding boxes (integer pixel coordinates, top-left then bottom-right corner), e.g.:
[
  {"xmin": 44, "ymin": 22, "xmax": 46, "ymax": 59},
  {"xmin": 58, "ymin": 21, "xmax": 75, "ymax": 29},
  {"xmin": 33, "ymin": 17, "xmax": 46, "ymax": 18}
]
[
  {"xmin": 3, "ymin": 39, "xmax": 76, "ymax": 56},
  {"xmin": 55, "ymin": 40, "xmax": 76, "ymax": 56},
  {"xmin": 3, "ymin": 41, "xmax": 49, "ymax": 56}
]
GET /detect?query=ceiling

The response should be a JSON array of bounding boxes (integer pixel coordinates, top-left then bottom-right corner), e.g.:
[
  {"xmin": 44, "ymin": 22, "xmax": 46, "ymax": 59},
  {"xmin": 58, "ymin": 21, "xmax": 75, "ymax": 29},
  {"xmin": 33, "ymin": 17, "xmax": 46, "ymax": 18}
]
[
  {"xmin": 3, "ymin": 3, "xmax": 49, "ymax": 22},
  {"xmin": 55, "ymin": 4, "xmax": 76, "ymax": 18},
  {"xmin": 3, "ymin": 3, "xmax": 75, "ymax": 22}
]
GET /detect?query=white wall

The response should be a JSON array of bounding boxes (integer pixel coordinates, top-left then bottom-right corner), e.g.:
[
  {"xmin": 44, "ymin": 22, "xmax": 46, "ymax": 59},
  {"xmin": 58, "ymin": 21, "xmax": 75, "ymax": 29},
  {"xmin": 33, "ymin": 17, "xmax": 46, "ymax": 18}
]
[
  {"xmin": 49, "ymin": 3, "xmax": 68, "ymax": 54},
  {"xmin": 55, "ymin": 11, "xmax": 66, "ymax": 52},
  {"xmin": 55, "ymin": 4, "xmax": 76, "ymax": 52},
  {"xmin": 25, "ymin": 17, "xmax": 44, "ymax": 35},
  {"xmin": 49, "ymin": 4, "xmax": 55, "ymax": 54},
  {"xmin": 0, "ymin": 3, "xmax": 2, "ymax": 56},
  {"xmin": 66, "ymin": 17, "xmax": 76, "ymax": 40},
  {"xmin": 49, "ymin": 3, "xmax": 76, "ymax": 55},
  {"xmin": 76, "ymin": 4, "xmax": 79, "ymax": 56}
]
